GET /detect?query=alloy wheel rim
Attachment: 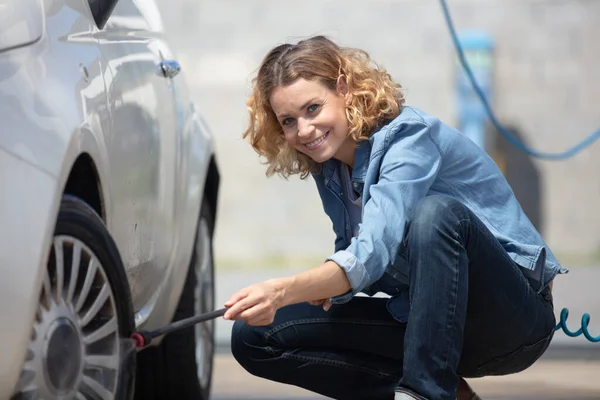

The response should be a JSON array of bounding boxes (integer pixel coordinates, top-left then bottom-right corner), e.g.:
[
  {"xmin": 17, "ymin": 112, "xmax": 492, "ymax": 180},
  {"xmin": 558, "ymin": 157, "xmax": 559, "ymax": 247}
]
[
  {"xmin": 194, "ymin": 218, "xmax": 214, "ymax": 388},
  {"xmin": 12, "ymin": 236, "xmax": 121, "ymax": 400}
]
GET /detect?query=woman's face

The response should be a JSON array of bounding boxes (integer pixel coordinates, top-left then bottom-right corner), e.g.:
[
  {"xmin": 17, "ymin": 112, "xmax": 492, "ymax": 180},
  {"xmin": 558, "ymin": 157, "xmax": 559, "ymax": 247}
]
[{"xmin": 270, "ymin": 78, "xmax": 356, "ymax": 166}]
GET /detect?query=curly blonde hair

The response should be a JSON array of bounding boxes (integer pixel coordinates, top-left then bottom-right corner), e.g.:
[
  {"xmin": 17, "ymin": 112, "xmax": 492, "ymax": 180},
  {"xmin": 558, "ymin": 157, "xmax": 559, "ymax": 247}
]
[{"xmin": 243, "ymin": 36, "xmax": 405, "ymax": 179}]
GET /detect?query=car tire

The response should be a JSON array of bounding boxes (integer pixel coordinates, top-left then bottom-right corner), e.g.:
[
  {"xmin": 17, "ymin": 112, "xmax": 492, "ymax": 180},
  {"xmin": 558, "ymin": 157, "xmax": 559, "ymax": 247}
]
[
  {"xmin": 134, "ymin": 199, "xmax": 216, "ymax": 400},
  {"xmin": 12, "ymin": 195, "xmax": 136, "ymax": 400}
]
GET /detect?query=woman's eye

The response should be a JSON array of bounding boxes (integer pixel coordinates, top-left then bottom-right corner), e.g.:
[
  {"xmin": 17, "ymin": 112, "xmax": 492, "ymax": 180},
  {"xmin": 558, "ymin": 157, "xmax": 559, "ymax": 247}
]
[
  {"xmin": 282, "ymin": 118, "xmax": 294, "ymax": 126},
  {"xmin": 307, "ymin": 104, "xmax": 319, "ymax": 113}
]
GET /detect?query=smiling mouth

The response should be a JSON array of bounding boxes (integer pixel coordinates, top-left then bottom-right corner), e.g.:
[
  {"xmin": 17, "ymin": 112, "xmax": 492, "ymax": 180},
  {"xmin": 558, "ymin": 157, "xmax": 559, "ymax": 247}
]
[{"xmin": 304, "ymin": 131, "xmax": 329, "ymax": 150}]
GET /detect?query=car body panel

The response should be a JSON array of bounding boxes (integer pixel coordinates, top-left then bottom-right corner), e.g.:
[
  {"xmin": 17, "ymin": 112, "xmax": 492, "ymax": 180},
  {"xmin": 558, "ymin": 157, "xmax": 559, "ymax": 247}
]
[
  {"xmin": 0, "ymin": 0, "xmax": 44, "ymax": 52},
  {"xmin": 0, "ymin": 5, "xmax": 109, "ymax": 395},
  {"xmin": 0, "ymin": 149, "xmax": 60, "ymax": 399},
  {"xmin": 0, "ymin": 0, "xmax": 106, "ymax": 178},
  {"xmin": 0, "ymin": 0, "xmax": 218, "ymax": 395},
  {"xmin": 96, "ymin": 0, "xmax": 181, "ymax": 313},
  {"xmin": 94, "ymin": 0, "xmax": 217, "ymax": 332}
]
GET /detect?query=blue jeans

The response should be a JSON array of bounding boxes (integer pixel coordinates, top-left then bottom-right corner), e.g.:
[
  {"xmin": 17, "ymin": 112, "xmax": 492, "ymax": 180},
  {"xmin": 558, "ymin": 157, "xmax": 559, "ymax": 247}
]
[{"xmin": 231, "ymin": 196, "xmax": 556, "ymax": 400}]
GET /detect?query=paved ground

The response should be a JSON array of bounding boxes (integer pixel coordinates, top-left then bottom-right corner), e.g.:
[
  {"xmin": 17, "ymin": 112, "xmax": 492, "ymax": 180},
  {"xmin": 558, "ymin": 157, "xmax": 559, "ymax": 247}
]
[{"xmin": 210, "ymin": 351, "xmax": 600, "ymax": 400}]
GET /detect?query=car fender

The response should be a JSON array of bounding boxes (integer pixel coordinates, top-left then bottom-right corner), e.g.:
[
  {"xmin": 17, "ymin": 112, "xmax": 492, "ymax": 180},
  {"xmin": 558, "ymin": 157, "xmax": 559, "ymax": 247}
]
[{"xmin": 134, "ymin": 99, "xmax": 219, "ymax": 336}]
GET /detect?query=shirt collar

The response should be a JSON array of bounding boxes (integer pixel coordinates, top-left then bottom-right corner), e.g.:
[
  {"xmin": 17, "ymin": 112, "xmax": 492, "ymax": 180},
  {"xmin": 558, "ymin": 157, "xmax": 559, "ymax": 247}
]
[{"xmin": 320, "ymin": 139, "xmax": 371, "ymax": 183}]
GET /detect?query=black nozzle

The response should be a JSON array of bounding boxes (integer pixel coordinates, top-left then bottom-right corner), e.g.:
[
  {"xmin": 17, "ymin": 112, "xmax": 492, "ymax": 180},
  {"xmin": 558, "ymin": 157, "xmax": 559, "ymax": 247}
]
[{"xmin": 131, "ymin": 307, "xmax": 229, "ymax": 351}]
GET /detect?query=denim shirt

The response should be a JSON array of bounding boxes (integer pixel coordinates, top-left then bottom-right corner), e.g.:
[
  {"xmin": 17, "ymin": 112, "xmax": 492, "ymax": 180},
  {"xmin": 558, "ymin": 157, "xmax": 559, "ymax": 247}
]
[{"xmin": 312, "ymin": 106, "xmax": 567, "ymax": 319}]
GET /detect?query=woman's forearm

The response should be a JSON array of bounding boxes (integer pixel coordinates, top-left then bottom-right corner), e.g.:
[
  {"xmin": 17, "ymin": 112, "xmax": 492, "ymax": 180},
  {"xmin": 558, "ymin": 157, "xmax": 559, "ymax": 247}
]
[{"xmin": 272, "ymin": 261, "xmax": 352, "ymax": 307}]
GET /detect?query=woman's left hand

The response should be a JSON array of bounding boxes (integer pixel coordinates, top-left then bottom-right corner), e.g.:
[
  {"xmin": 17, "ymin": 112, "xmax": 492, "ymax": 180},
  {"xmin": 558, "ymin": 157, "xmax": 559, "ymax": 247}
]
[
  {"xmin": 307, "ymin": 298, "xmax": 332, "ymax": 311},
  {"xmin": 223, "ymin": 280, "xmax": 284, "ymax": 326}
]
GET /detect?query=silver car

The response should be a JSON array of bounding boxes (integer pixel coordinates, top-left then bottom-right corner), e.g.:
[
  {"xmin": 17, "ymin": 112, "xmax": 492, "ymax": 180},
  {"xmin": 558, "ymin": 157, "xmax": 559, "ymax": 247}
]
[{"xmin": 1, "ymin": 0, "xmax": 220, "ymax": 399}]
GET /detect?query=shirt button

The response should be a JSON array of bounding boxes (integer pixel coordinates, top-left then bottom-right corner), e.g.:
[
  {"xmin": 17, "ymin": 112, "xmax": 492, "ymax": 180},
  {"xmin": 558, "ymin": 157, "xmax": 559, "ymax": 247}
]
[{"xmin": 353, "ymin": 182, "xmax": 358, "ymax": 187}]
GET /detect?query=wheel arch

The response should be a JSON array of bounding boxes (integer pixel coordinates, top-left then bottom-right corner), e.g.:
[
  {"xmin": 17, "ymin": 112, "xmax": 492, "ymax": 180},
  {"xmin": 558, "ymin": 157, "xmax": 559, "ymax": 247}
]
[
  {"xmin": 62, "ymin": 153, "xmax": 105, "ymax": 221},
  {"xmin": 55, "ymin": 124, "xmax": 112, "ymax": 225}
]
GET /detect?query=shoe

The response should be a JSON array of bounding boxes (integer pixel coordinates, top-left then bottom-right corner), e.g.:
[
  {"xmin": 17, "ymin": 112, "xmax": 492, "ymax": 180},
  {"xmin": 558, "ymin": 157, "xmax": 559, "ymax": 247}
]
[
  {"xmin": 457, "ymin": 377, "xmax": 482, "ymax": 400},
  {"xmin": 394, "ymin": 392, "xmax": 420, "ymax": 400},
  {"xmin": 395, "ymin": 392, "xmax": 481, "ymax": 400},
  {"xmin": 395, "ymin": 382, "xmax": 482, "ymax": 400}
]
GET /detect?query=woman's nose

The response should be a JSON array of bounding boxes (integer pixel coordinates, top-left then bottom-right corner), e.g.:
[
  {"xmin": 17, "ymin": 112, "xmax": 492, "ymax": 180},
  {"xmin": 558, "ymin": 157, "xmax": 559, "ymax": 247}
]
[{"xmin": 297, "ymin": 118, "xmax": 314, "ymax": 138}]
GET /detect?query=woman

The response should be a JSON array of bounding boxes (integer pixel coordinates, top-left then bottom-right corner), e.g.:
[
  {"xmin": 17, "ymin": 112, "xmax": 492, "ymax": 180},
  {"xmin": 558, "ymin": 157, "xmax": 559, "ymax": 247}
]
[{"xmin": 223, "ymin": 36, "xmax": 564, "ymax": 400}]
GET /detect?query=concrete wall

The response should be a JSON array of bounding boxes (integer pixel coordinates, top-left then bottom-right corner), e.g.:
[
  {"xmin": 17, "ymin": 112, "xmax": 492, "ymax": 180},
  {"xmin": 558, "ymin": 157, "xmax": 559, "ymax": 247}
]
[{"xmin": 155, "ymin": 0, "xmax": 600, "ymax": 268}]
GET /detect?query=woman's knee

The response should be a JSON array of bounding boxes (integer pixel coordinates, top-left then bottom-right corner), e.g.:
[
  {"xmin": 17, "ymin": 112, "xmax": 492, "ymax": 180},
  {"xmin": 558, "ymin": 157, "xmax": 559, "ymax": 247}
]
[
  {"xmin": 408, "ymin": 195, "xmax": 469, "ymax": 238},
  {"xmin": 412, "ymin": 195, "xmax": 464, "ymax": 224},
  {"xmin": 230, "ymin": 319, "xmax": 270, "ymax": 375},
  {"xmin": 401, "ymin": 196, "xmax": 473, "ymax": 259}
]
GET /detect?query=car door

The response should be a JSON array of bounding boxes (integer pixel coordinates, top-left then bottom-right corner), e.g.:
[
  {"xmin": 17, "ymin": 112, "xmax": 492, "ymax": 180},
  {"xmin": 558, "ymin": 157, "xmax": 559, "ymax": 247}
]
[{"xmin": 94, "ymin": 0, "xmax": 180, "ymax": 317}]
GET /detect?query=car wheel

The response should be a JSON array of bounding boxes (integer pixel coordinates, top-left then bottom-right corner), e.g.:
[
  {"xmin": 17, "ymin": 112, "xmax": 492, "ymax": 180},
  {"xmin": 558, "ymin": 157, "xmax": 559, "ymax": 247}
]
[
  {"xmin": 135, "ymin": 200, "xmax": 216, "ymax": 400},
  {"xmin": 11, "ymin": 195, "xmax": 136, "ymax": 400}
]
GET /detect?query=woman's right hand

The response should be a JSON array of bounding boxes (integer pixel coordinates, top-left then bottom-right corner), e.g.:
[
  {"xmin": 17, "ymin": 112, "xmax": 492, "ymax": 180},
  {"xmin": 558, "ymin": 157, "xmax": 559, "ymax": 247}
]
[{"xmin": 308, "ymin": 298, "xmax": 332, "ymax": 311}]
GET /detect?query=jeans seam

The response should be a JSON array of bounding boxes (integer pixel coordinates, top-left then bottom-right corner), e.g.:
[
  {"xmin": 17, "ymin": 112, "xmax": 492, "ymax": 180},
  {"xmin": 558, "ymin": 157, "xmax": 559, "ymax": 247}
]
[
  {"xmin": 439, "ymin": 216, "xmax": 468, "ymax": 387},
  {"xmin": 281, "ymin": 352, "xmax": 400, "ymax": 381}
]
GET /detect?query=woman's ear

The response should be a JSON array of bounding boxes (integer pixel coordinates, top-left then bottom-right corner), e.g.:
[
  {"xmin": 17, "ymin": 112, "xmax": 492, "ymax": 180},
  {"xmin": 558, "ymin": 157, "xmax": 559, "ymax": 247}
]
[{"xmin": 336, "ymin": 75, "xmax": 352, "ymax": 105}]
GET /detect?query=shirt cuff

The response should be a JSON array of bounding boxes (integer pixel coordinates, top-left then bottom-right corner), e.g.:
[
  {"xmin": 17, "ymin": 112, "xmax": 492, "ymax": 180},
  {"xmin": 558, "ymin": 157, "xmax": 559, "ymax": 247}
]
[{"xmin": 325, "ymin": 250, "xmax": 370, "ymax": 304}]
